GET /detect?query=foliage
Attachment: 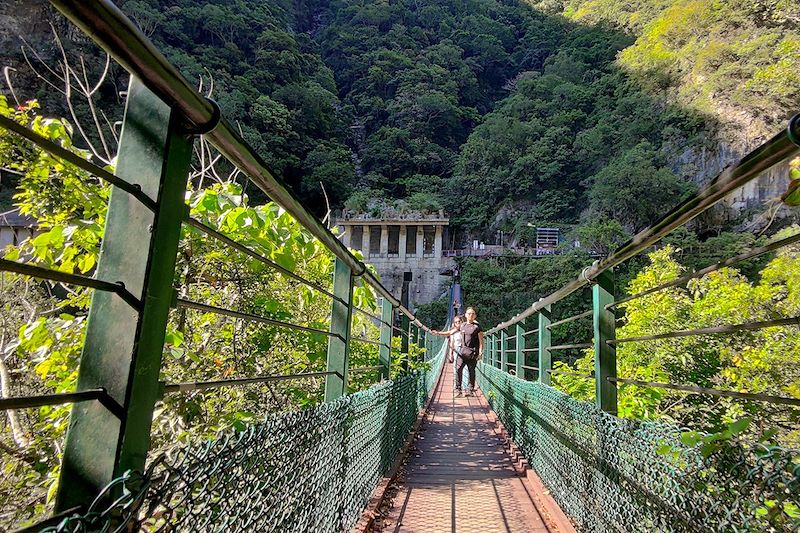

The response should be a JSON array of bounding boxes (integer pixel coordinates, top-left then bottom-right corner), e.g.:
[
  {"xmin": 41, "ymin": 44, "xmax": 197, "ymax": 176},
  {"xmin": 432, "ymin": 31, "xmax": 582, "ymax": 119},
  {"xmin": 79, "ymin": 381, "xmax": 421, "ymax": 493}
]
[
  {"xmin": 573, "ymin": 218, "xmax": 629, "ymax": 256},
  {"xmin": 542, "ymin": 0, "xmax": 800, "ymax": 137},
  {"xmin": 585, "ymin": 141, "xmax": 695, "ymax": 232},
  {"xmin": 415, "ymin": 296, "xmax": 450, "ymax": 330},
  {"xmin": 0, "ymin": 99, "xmax": 381, "ymax": 528},
  {"xmin": 554, "ymin": 241, "xmax": 800, "ymax": 446}
]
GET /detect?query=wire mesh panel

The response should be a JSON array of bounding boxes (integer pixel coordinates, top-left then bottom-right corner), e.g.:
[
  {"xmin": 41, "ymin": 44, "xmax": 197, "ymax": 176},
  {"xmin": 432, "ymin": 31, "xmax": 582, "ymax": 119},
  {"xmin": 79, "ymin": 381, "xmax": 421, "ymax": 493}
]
[
  {"xmin": 477, "ymin": 363, "xmax": 800, "ymax": 532},
  {"xmin": 42, "ymin": 344, "xmax": 445, "ymax": 532}
]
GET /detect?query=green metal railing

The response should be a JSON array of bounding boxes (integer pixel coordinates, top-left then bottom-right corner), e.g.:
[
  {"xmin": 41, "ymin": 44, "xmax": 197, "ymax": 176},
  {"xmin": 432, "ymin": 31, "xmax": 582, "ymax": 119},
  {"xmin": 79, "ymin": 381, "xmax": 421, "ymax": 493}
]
[
  {"xmin": 0, "ymin": 1, "xmax": 444, "ymax": 530},
  {"xmin": 478, "ymin": 363, "xmax": 799, "ymax": 532},
  {"xmin": 479, "ymin": 114, "xmax": 800, "ymax": 530}
]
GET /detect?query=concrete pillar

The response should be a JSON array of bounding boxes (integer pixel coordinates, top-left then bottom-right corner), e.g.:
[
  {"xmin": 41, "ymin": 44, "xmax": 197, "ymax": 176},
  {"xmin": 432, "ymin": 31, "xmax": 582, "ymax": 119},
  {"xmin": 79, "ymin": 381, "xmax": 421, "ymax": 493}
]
[
  {"xmin": 399, "ymin": 225, "xmax": 407, "ymax": 261},
  {"xmin": 380, "ymin": 224, "xmax": 389, "ymax": 256},
  {"xmin": 362, "ymin": 225, "xmax": 370, "ymax": 260},
  {"xmin": 416, "ymin": 226, "xmax": 424, "ymax": 257},
  {"xmin": 434, "ymin": 225, "xmax": 443, "ymax": 258},
  {"xmin": 340, "ymin": 224, "xmax": 351, "ymax": 248}
]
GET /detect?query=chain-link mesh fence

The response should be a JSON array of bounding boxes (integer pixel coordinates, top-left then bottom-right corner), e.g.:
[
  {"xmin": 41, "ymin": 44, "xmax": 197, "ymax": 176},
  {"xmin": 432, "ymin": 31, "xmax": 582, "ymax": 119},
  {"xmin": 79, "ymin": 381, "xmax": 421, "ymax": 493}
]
[
  {"xmin": 41, "ymin": 345, "xmax": 445, "ymax": 533},
  {"xmin": 477, "ymin": 362, "xmax": 800, "ymax": 533}
]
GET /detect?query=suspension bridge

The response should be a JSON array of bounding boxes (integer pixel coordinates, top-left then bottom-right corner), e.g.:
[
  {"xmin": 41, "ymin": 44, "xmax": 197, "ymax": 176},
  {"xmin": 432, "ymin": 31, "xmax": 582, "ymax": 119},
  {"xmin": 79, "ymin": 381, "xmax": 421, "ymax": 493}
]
[{"xmin": 0, "ymin": 1, "xmax": 799, "ymax": 532}]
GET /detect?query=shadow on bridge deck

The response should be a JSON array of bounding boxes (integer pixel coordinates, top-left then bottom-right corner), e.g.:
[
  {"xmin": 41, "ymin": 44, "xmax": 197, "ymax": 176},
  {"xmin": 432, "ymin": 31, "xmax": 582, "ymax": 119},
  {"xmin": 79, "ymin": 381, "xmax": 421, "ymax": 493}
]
[{"xmin": 378, "ymin": 363, "xmax": 575, "ymax": 533}]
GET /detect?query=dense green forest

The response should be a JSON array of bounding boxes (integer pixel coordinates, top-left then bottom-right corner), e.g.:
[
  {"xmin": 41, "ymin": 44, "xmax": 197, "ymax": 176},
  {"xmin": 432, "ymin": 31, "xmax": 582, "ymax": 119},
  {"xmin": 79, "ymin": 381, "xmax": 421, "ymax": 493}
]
[
  {"xmin": 4, "ymin": 0, "xmax": 798, "ymax": 238},
  {"xmin": 1, "ymin": 0, "xmax": 800, "ymax": 527}
]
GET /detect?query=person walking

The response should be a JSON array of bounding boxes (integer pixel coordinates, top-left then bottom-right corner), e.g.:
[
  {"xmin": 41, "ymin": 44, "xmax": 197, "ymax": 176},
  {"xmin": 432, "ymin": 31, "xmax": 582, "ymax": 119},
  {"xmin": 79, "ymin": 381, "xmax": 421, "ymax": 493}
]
[
  {"xmin": 457, "ymin": 307, "xmax": 483, "ymax": 396},
  {"xmin": 432, "ymin": 315, "xmax": 465, "ymax": 394},
  {"xmin": 432, "ymin": 307, "xmax": 483, "ymax": 397}
]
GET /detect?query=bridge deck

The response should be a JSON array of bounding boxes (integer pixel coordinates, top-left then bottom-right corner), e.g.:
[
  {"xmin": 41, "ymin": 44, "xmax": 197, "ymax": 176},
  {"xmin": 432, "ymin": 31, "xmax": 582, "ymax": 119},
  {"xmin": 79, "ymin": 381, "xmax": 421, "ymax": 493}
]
[{"xmin": 378, "ymin": 363, "xmax": 573, "ymax": 533}]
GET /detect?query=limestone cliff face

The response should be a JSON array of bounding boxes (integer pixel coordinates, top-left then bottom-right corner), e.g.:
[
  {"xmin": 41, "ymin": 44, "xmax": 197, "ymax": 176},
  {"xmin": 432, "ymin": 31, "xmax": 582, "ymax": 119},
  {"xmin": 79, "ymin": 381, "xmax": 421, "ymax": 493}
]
[{"xmin": 671, "ymin": 131, "xmax": 796, "ymax": 231}]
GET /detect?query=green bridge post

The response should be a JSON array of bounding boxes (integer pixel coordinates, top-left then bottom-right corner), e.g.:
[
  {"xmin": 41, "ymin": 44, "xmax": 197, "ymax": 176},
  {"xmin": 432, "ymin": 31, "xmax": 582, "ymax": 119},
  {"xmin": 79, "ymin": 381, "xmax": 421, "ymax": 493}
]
[
  {"xmin": 500, "ymin": 329, "xmax": 509, "ymax": 373},
  {"xmin": 400, "ymin": 316, "xmax": 409, "ymax": 371},
  {"xmin": 538, "ymin": 306, "xmax": 552, "ymax": 385},
  {"xmin": 379, "ymin": 298, "xmax": 392, "ymax": 381},
  {"xmin": 324, "ymin": 257, "xmax": 354, "ymax": 401},
  {"xmin": 417, "ymin": 328, "xmax": 425, "ymax": 361},
  {"xmin": 56, "ymin": 79, "xmax": 194, "ymax": 511},
  {"xmin": 488, "ymin": 334, "xmax": 495, "ymax": 366},
  {"xmin": 515, "ymin": 321, "xmax": 525, "ymax": 379},
  {"xmin": 593, "ymin": 269, "xmax": 617, "ymax": 414}
]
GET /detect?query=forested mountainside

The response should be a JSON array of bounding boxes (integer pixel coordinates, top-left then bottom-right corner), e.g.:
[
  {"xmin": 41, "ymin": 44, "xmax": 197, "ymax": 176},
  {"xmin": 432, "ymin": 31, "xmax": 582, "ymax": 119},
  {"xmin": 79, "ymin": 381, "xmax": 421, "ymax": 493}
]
[{"xmin": 2, "ymin": 0, "xmax": 798, "ymax": 240}]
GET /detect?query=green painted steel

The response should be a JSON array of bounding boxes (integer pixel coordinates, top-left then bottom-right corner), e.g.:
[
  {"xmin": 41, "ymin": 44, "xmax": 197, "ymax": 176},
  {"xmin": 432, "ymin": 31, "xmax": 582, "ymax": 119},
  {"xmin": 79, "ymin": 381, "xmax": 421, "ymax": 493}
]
[
  {"xmin": 477, "ymin": 362, "xmax": 800, "ymax": 532},
  {"xmin": 56, "ymin": 78, "xmax": 194, "ymax": 511},
  {"xmin": 592, "ymin": 269, "xmax": 617, "ymax": 414},
  {"xmin": 515, "ymin": 322, "xmax": 525, "ymax": 379},
  {"xmin": 324, "ymin": 257, "xmax": 354, "ymax": 402},
  {"xmin": 400, "ymin": 314, "xmax": 410, "ymax": 370},
  {"xmin": 500, "ymin": 329, "xmax": 509, "ymax": 373},
  {"xmin": 379, "ymin": 299, "xmax": 392, "ymax": 381},
  {"xmin": 48, "ymin": 345, "xmax": 447, "ymax": 533},
  {"xmin": 538, "ymin": 307, "xmax": 551, "ymax": 385}
]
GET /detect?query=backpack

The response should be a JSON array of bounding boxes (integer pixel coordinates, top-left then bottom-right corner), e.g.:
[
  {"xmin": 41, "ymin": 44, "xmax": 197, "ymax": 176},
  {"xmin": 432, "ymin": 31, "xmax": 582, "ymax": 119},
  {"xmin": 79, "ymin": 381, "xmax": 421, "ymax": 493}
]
[{"xmin": 459, "ymin": 322, "xmax": 481, "ymax": 361}]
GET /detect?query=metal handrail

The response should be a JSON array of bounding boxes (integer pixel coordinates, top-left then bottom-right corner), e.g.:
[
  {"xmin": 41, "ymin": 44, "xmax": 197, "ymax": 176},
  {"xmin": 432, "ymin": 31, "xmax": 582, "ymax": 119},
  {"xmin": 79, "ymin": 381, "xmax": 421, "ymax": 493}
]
[
  {"xmin": 0, "ymin": 115, "xmax": 156, "ymax": 210},
  {"xmin": 547, "ymin": 368, "xmax": 594, "ymax": 379},
  {"xmin": 0, "ymin": 258, "xmax": 140, "ymax": 308},
  {"xmin": 349, "ymin": 337, "xmax": 387, "ymax": 348},
  {"xmin": 0, "ymin": 388, "xmax": 123, "ymax": 418},
  {"xmin": 487, "ymin": 115, "xmax": 800, "ymax": 333},
  {"xmin": 183, "ymin": 216, "xmax": 347, "ymax": 305},
  {"xmin": 547, "ymin": 310, "xmax": 592, "ymax": 329},
  {"xmin": 49, "ymin": 0, "xmax": 428, "ymax": 331},
  {"xmin": 161, "ymin": 371, "xmax": 337, "ymax": 394},
  {"xmin": 609, "ymin": 316, "xmax": 800, "ymax": 345},
  {"xmin": 176, "ymin": 298, "xmax": 340, "ymax": 339},
  {"xmin": 349, "ymin": 365, "xmax": 385, "ymax": 374},
  {"xmin": 608, "ymin": 377, "xmax": 800, "ymax": 407},
  {"xmin": 549, "ymin": 342, "xmax": 592, "ymax": 351},
  {"xmin": 611, "ymin": 230, "xmax": 800, "ymax": 308}
]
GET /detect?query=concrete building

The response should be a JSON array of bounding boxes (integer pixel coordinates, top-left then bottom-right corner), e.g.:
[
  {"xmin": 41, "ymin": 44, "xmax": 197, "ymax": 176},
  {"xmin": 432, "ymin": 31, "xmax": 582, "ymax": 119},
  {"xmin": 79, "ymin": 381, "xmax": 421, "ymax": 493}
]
[
  {"xmin": 335, "ymin": 212, "xmax": 455, "ymax": 307},
  {"xmin": 0, "ymin": 208, "xmax": 37, "ymax": 249}
]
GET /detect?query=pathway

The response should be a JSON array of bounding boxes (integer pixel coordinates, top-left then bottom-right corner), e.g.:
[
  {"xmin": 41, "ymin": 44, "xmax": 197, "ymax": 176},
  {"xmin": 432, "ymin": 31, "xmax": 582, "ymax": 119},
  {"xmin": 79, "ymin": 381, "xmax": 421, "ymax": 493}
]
[{"xmin": 379, "ymin": 362, "xmax": 574, "ymax": 533}]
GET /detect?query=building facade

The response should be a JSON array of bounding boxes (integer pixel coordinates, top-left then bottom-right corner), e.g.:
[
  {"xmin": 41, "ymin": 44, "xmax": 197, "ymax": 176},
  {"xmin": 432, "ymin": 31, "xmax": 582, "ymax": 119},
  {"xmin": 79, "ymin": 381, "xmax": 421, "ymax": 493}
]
[{"xmin": 335, "ymin": 213, "xmax": 455, "ymax": 307}]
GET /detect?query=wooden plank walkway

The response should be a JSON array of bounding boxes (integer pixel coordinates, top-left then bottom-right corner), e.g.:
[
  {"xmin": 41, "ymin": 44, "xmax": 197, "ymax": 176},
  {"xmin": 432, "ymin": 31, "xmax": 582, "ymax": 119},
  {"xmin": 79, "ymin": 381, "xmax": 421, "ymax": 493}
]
[{"xmin": 378, "ymin": 362, "xmax": 575, "ymax": 533}]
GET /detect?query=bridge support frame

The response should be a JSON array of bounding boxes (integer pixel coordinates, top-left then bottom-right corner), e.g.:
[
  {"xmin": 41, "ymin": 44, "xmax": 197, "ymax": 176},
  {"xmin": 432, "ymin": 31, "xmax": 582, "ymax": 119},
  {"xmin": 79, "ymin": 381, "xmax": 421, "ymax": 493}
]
[
  {"xmin": 593, "ymin": 269, "xmax": 617, "ymax": 414},
  {"xmin": 515, "ymin": 322, "xmax": 525, "ymax": 379},
  {"xmin": 500, "ymin": 329, "xmax": 509, "ymax": 373},
  {"xmin": 56, "ymin": 78, "xmax": 194, "ymax": 511},
  {"xmin": 379, "ymin": 298, "xmax": 392, "ymax": 380},
  {"xmin": 325, "ymin": 257, "xmax": 354, "ymax": 401},
  {"xmin": 538, "ymin": 306, "xmax": 552, "ymax": 385}
]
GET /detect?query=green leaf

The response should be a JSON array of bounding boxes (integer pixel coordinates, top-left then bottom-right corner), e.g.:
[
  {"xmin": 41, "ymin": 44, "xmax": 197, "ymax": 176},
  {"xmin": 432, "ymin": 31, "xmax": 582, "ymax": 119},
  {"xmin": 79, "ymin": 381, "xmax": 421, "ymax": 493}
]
[
  {"xmin": 680, "ymin": 431, "xmax": 700, "ymax": 447},
  {"xmin": 656, "ymin": 443, "xmax": 673, "ymax": 455},
  {"xmin": 275, "ymin": 249, "xmax": 296, "ymax": 272},
  {"xmin": 781, "ymin": 180, "xmax": 800, "ymax": 206},
  {"xmin": 727, "ymin": 417, "xmax": 751, "ymax": 435}
]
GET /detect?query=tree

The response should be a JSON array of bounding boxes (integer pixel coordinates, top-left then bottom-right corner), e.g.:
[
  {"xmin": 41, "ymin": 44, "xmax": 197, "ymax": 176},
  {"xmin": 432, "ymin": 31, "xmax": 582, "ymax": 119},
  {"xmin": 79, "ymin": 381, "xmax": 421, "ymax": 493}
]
[
  {"xmin": 554, "ymin": 241, "xmax": 800, "ymax": 446},
  {"xmin": 586, "ymin": 141, "xmax": 695, "ymax": 232}
]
